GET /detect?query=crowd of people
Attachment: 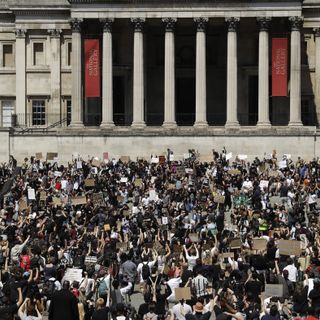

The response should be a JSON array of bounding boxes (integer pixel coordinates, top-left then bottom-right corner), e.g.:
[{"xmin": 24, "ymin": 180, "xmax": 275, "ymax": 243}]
[{"xmin": 0, "ymin": 149, "xmax": 320, "ymax": 320}]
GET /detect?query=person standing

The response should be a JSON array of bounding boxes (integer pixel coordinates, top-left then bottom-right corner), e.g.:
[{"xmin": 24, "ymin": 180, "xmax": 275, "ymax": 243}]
[{"xmin": 48, "ymin": 281, "xmax": 79, "ymax": 320}]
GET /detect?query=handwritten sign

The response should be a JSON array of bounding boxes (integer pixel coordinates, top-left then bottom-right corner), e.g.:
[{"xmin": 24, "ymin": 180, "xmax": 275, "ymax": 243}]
[
  {"xmin": 47, "ymin": 152, "xmax": 58, "ymax": 161},
  {"xmin": 92, "ymin": 193, "xmax": 106, "ymax": 207},
  {"xmin": 62, "ymin": 268, "xmax": 83, "ymax": 284},
  {"xmin": 228, "ymin": 169, "xmax": 241, "ymax": 175},
  {"xmin": 214, "ymin": 194, "xmax": 225, "ymax": 204},
  {"xmin": 72, "ymin": 196, "xmax": 87, "ymax": 206},
  {"xmin": 253, "ymin": 238, "xmax": 267, "ymax": 251},
  {"xmin": 92, "ymin": 159, "xmax": 101, "ymax": 167},
  {"xmin": 230, "ymin": 238, "xmax": 242, "ymax": 249},
  {"xmin": 278, "ymin": 240, "xmax": 301, "ymax": 256},
  {"xmin": 175, "ymin": 287, "xmax": 191, "ymax": 300},
  {"xmin": 84, "ymin": 179, "xmax": 95, "ymax": 187},
  {"xmin": 27, "ymin": 188, "xmax": 36, "ymax": 200},
  {"xmin": 134, "ymin": 179, "xmax": 143, "ymax": 187},
  {"xmin": 265, "ymin": 284, "xmax": 283, "ymax": 297},
  {"xmin": 85, "ymin": 256, "xmax": 97, "ymax": 265}
]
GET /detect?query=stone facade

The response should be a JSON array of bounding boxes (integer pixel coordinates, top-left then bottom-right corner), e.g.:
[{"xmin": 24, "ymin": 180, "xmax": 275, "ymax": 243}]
[{"xmin": 0, "ymin": 1, "xmax": 320, "ymax": 161}]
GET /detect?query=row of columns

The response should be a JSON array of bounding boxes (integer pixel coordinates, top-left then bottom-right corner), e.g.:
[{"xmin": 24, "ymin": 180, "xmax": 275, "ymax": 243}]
[{"xmin": 69, "ymin": 16, "xmax": 304, "ymax": 129}]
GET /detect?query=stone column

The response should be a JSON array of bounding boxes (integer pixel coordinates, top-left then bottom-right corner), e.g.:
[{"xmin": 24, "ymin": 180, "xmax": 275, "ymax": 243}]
[
  {"xmin": 194, "ymin": 17, "xmax": 208, "ymax": 128},
  {"xmin": 100, "ymin": 18, "xmax": 115, "ymax": 129},
  {"xmin": 49, "ymin": 29, "xmax": 62, "ymax": 124},
  {"xmin": 15, "ymin": 29, "xmax": 27, "ymax": 126},
  {"xmin": 131, "ymin": 18, "xmax": 146, "ymax": 129},
  {"xmin": 162, "ymin": 18, "xmax": 177, "ymax": 128},
  {"xmin": 314, "ymin": 28, "xmax": 320, "ymax": 116},
  {"xmin": 289, "ymin": 16, "xmax": 303, "ymax": 127},
  {"xmin": 257, "ymin": 17, "xmax": 271, "ymax": 127},
  {"xmin": 69, "ymin": 18, "xmax": 84, "ymax": 128},
  {"xmin": 225, "ymin": 17, "xmax": 240, "ymax": 128}
]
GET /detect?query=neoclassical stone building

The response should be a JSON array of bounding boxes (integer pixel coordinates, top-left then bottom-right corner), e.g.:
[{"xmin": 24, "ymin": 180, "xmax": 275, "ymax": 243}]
[{"xmin": 0, "ymin": 0, "xmax": 320, "ymax": 161}]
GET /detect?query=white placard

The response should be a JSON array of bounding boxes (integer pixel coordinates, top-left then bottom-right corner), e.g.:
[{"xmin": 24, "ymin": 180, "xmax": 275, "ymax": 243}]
[
  {"xmin": 62, "ymin": 268, "xmax": 83, "ymax": 284},
  {"xmin": 120, "ymin": 177, "xmax": 128, "ymax": 183},
  {"xmin": 238, "ymin": 154, "xmax": 248, "ymax": 160},
  {"xmin": 278, "ymin": 160, "xmax": 287, "ymax": 169},
  {"xmin": 169, "ymin": 154, "xmax": 174, "ymax": 161},
  {"xmin": 162, "ymin": 217, "xmax": 168, "ymax": 225},
  {"xmin": 149, "ymin": 188, "xmax": 157, "ymax": 201},
  {"xmin": 54, "ymin": 171, "xmax": 62, "ymax": 177},
  {"xmin": 76, "ymin": 161, "xmax": 82, "ymax": 169},
  {"xmin": 259, "ymin": 180, "xmax": 269, "ymax": 190},
  {"xmin": 284, "ymin": 154, "xmax": 291, "ymax": 159},
  {"xmin": 151, "ymin": 157, "xmax": 159, "ymax": 164},
  {"xmin": 27, "ymin": 188, "xmax": 36, "ymax": 200},
  {"xmin": 61, "ymin": 180, "xmax": 67, "ymax": 190},
  {"xmin": 226, "ymin": 152, "xmax": 233, "ymax": 160}
]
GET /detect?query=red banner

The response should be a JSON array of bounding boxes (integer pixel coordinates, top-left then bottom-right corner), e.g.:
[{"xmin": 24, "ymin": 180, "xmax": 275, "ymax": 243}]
[
  {"xmin": 272, "ymin": 38, "xmax": 288, "ymax": 97},
  {"xmin": 84, "ymin": 39, "xmax": 100, "ymax": 98}
]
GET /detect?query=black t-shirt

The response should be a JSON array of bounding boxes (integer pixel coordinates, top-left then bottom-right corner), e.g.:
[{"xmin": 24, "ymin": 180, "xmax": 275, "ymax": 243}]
[
  {"xmin": 0, "ymin": 303, "xmax": 18, "ymax": 320},
  {"xmin": 92, "ymin": 307, "xmax": 109, "ymax": 320},
  {"xmin": 245, "ymin": 280, "xmax": 262, "ymax": 298}
]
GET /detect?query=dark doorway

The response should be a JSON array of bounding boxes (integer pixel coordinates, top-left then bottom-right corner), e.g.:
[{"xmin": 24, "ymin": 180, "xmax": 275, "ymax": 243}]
[
  {"xmin": 176, "ymin": 77, "xmax": 195, "ymax": 125},
  {"xmin": 246, "ymin": 75, "xmax": 258, "ymax": 125},
  {"xmin": 84, "ymin": 98, "xmax": 101, "ymax": 126},
  {"xmin": 113, "ymin": 76, "xmax": 126, "ymax": 125}
]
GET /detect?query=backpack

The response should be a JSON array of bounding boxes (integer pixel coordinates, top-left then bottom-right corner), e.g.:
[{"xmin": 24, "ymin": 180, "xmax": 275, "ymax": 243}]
[
  {"xmin": 98, "ymin": 277, "xmax": 108, "ymax": 297},
  {"xmin": 20, "ymin": 255, "xmax": 30, "ymax": 271},
  {"xmin": 42, "ymin": 279, "xmax": 56, "ymax": 299},
  {"xmin": 142, "ymin": 263, "xmax": 150, "ymax": 281}
]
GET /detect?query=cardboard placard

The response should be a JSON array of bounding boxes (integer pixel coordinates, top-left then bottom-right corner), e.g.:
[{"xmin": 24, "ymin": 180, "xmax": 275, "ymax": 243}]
[
  {"xmin": 35, "ymin": 152, "xmax": 43, "ymax": 160},
  {"xmin": 72, "ymin": 196, "xmax": 87, "ymax": 206},
  {"xmin": 168, "ymin": 184, "xmax": 175, "ymax": 190},
  {"xmin": 134, "ymin": 179, "xmax": 143, "ymax": 187},
  {"xmin": 104, "ymin": 224, "xmax": 111, "ymax": 231},
  {"xmin": 189, "ymin": 233, "xmax": 199, "ymax": 243},
  {"xmin": 47, "ymin": 152, "xmax": 58, "ymax": 161},
  {"xmin": 62, "ymin": 268, "xmax": 83, "ymax": 284},
  {"xmin": 199, "ymin": 155, "xmax": 212, "ymax": 163},
  {"xmin": 214, "ymin": 194, "xmax": 225, "ymax": 204},
  {"xmin": 52, "ymin": 197, "xmax": 61, "ymax": 205},
  {"xmin": 27, "ymin": 188, "xmax": 36, "ymax": 200},
  {"xmin": 84, "ymin": 179, "xmax": 95, "ymax": 187},
  {"xmin": 269, "ymin": 170, "xmax": 279, "ymax": 177},
  {"xmin": 92, "ymin": 159, "xmax": 101, "ymax": 167},
  {"xmin": 230, "ymin": 238, "xmax": 242, "ymax": 249},
  {"xmin": 253, "ymin": 238, "xmax": 267, "ymax": 251},
  {"xmin": 19, "ymin": 198, "xmax": 28, "ymax": 211},
  {"xmin": 228, "ymin": 169, "xmax": 241, "ymax": 175},
  {"xmin": 278, "ymin": 240, "xmax": 301, "ymax": 256},
  {"xmin": 264, "ymin": 284, "xmax": 283, "ymax": 297},
  {"xmin": 120, "ymin": 156, "xmax": 130, "ymax": 163},
  {"xmin": 92, "ymin": 193, "xmax": 106, "ymax": 207},
  {"xmin": 238, "ymin": 154, "xmax": 248, "ymax": 160},
  {"xmin": 116, "ymin": 242, "xmax": 129, "ymax": 250},
  {"xmin": 85, "ymin": 256, "xmax": 97, "ymax": 265},
  {"xmin": 222, "ymin": 252, "xmax": 235, "ymax": 259},
  {"xmin": 175, "ymin": 287, "xmax": 191, "ymax": 301},
  {"xmin": 40, "ymin": 191, "xmax": 47, "ymax": 201}
]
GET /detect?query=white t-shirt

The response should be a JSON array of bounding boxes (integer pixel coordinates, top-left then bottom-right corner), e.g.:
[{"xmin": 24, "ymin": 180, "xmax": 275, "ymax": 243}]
[
  {"xmin": 283, "ymin": 264, "xmax": 298, "ymax": 282},
  {"xmin": 172, "ymin": 303, "xmax": 192, "ymax": 320},
  {"xmin": 166, "ymin": 277, "xmax": 182, "ymax": 302}
]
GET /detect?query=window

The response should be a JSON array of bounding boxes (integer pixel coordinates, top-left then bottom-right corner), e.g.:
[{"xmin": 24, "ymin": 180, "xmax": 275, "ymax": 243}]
[
  {"xmin": 1, "ymin": 100, "xmax": 14, "ymax": 127},
  {"xmin": 3, "ymin": 44, "xmax": 14, "ymax": 67},
  {"xmin": 32, "ymin": 100, "xmax": 46, "ymax": 126},
  {"xmin": 33, "ymin": 43, "xmax": 44, "ymax": 66},
  {"xmin": 67, "ymin": 42, "xmax": 72, "ymax": 66},
  {"xmin": 67, "ymin": 100, "xmax": 71, "ymax": 125}
]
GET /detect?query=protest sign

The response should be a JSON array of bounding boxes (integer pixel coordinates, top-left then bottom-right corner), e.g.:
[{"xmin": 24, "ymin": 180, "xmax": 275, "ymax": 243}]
[
  {"xmin": 264, "ymin": 284, "xmax": 283, "ymax": 297},
  {"xmin": 120, "ymin": 156, "xmax": 130, "ymax": 163},
  {"xmin": 116, "ymin": 242, "xmax": 129, "ymax": 250},
  {"xmin": 228, "ymin": 169, "xmax": 241, "ymax": 175},
  {"xmin": 189, "ymin": 233, "xmax": 199, "ymax": 243},
  {"xmin": 222, "ymin": 252, "xmax": 235, "ymax": 259},
  {"xmin": 151, "ymin": 157, "xmax": 159, "ymax": 164},
  {"xmin": 149, "ymin": 188, "xmax": 157, "ymax": 201},
  {"xmin": 54, "ymin": 171, "xmax": 62, "ymax": 177},
  {"xmin": 168, "ymin": 184, "xmax": 175, "ymax": 190},
  {"xmin": 19, "ymin": 198, "xmax": 28, "ymax": 211},
  {"xmin": 175, "ymin": 287, "xmax": 191, "ymax": 300},
  {"xmin": 27, "ymin": 188, "xmax": 36, "ymax": 200},
  {"xmin": 230, "ymin": 238, "xmax": 242, "ymax": 249},
  {"xmin": 134, "ymin": 179, "xmax": 143, "ymax": 187},
  {"xmin": 259, "ymin": 180, "xmax": 269, "ymax": 190},
  {"xmin": 278, "ymin": 160, "xmax": 287, "ymax": 169},
  {"xmin": 47, "ymin": 152, "xmax": 58, "ymax": 160},
  {"xmin": 40, "ymin": 191, "xmax": 47, "ymax": 201},
  {"xmin": 62, "ymin": 268, "xmax": 83, "ymax": 284},
  {"xmin": 92, "ymin": 159, "xmax": 101, "ymax": 167},
  {"xmin": 92, "ymin": 193, "xmax": 106, "ymax": 207},
  {"xmin": 185, "ymin": 168, "xmax": 194, "ymax": 175},
  {"xmin": 52, "ymin": 197, "xmax": 61, "ymax": 206},
  {"xmin": 214, "ymin": 194, "xmax": 225, "ymax": 204},
  {"xmin": 183, "ymin": 153, "xmax": 191, "ymax": 159},
  {"xmin": 84, "ymin": 179, "xmax": 95, "ymax": 187},
  {"xmin": 238, "ymin": 154, "xmax": 248, "ymax": 160},
  {"xmin": 253, "ymin": 238, "xmax": 267, "ymax": 251},
  {"xmin": 61, "ymin": 180, "xmax": 67, "ymax": 190},
  {"xmin": 162, "ymin": 217, "xmax": 168, "ymax": 225},
  {"xmin": 120, "ymin": 177, "xmax": 128, "ymax": 183},
  {"xmin": 76, "ymin": 161, "xmax": 82, "ymax": 169},
  {"xmin": 71, "ymin": 196, "xmax": 87, "ymax": 206},
  {"xmin": 85, "ymin": 256, "xmax": 97, "ymax": 265},
  {"xmin": 269, "ymin": 170, "xmax": 279, "ymax": 177},
  {"xmin": 226, "ymin": 152, "xmax": 232, "ymax": 160},
  {"xmin": 35, "ymin": 152, "xmax": 43, "ymax": 160},
  {"xmin": 278, "ymin": 240, "xmax": 301, "ymax": 256},
  {"xmin": 104, "ymin": 224, "xmax": 111, "ymax": 231}
]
